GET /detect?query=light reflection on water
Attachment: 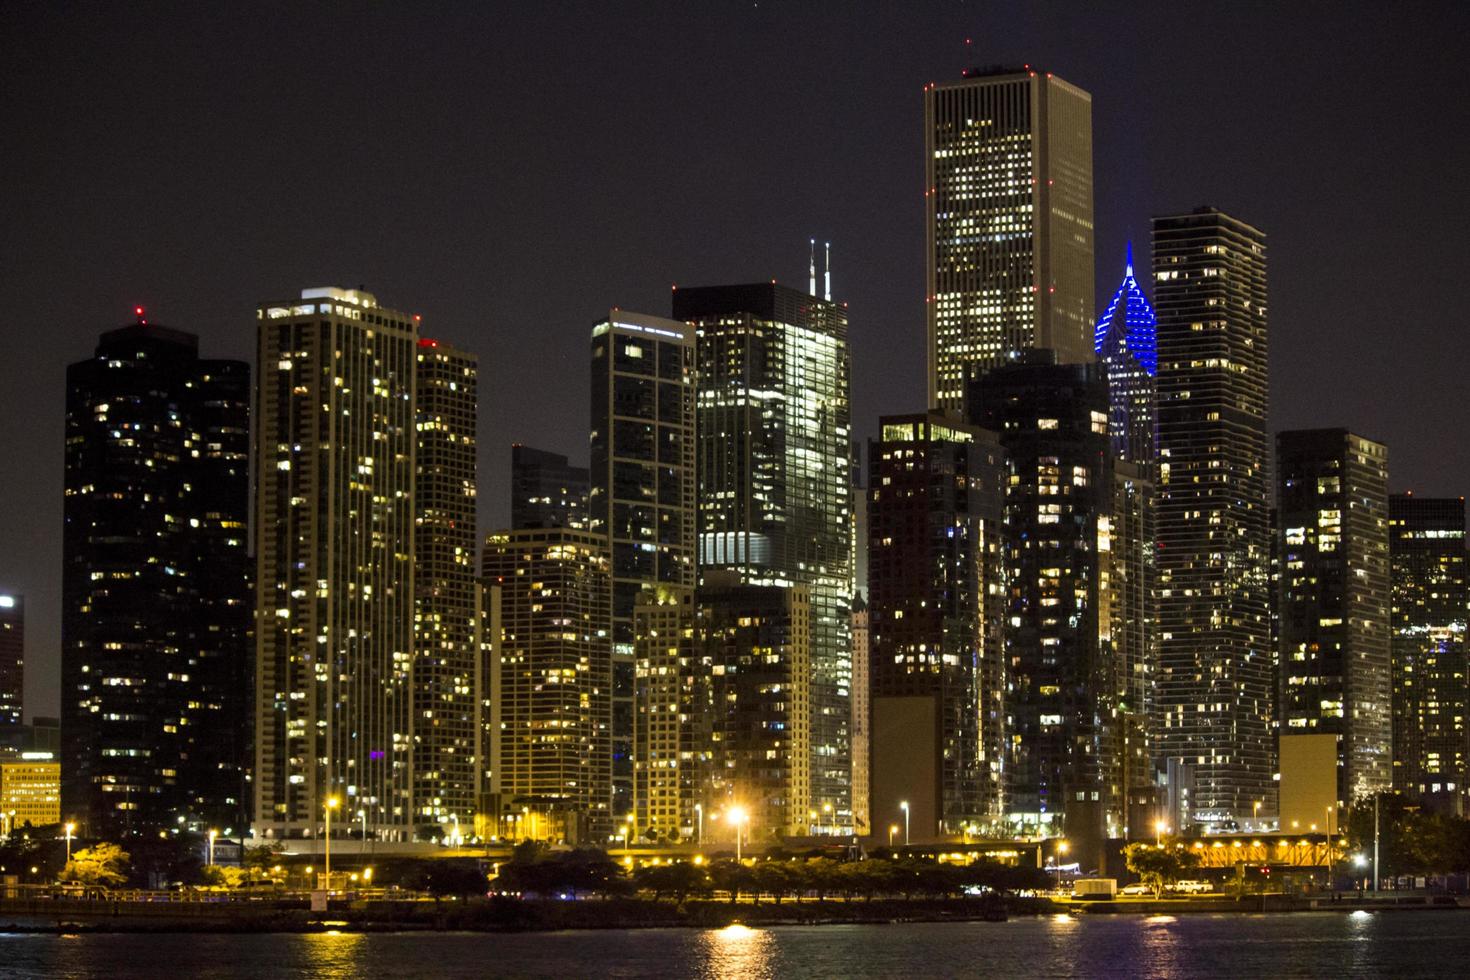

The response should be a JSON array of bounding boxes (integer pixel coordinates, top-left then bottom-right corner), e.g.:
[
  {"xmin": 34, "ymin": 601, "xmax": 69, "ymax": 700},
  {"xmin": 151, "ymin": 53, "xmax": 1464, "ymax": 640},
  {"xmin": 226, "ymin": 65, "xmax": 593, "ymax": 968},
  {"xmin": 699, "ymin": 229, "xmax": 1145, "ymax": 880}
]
[{"xmin": 695, "ymin": 923, "xmax": 778, "ymax": 980}]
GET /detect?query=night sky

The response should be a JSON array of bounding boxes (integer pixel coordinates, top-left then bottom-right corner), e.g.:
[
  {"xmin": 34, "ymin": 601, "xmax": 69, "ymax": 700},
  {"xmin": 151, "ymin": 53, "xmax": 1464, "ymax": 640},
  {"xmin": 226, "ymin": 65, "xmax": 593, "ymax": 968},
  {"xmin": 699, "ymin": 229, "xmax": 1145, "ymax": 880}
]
[{"xmin": 4, "ymin": 2, "xmax": 1467, "ymax": 718}]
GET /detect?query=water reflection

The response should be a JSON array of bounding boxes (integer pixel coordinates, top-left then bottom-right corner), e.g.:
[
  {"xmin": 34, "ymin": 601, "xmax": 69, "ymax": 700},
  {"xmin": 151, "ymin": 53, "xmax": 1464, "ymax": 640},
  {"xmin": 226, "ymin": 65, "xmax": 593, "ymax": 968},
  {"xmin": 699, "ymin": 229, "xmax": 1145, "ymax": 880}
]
[
  {"xmin": 300, "ymin": 930, "xmax": 366, "ymax": 979},
  {"xmin": 696, "ymin": 923, "xmax": 778, "ymax": 980}
]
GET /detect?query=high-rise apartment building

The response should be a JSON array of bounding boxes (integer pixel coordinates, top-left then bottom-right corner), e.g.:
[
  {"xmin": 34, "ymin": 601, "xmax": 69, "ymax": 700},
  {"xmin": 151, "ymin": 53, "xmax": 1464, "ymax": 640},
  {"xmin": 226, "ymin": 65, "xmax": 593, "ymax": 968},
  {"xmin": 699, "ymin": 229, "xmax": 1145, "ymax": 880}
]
[
  {"xmin": 1389, "ymin": 495, "xmax": 1468, "ymax": 800},
  {"xmin": 1152, "ymin": 208, "xmax": 1272, "ymax": 827},
  {"xmin": 589, "ymin": 311, "xmax": 697, "ymax": 821},
  {"xmin": 1277, "ymin": 429, "xmax": 1391, "ymax": 802},
  {"xmin": 1094, "ymin": 244, "xmax": 1158, "ymax": 467},
  {"xmin": 413, "ymin": 338, "xmax": 479, "ymax": 836},
  {"xmin": 0, "ymin": 594, "xmax": 21, "ymax": 729},
  {"xmin": 867, "ymin": 412, "xmax": 1007, "ymax": 841},
  {"xmin": 511, "ymin": 445, "xmax": 589, "ymax": 531},
  {"xmin": 64, "ymin": 315, "xmax": 251, "ymax": 834},
  {"xmin": 968, "ymin": 355, "xmax": 1120, "ymax": 843},
  {"xmin": 697, "ymin": 576, "xmax": 812, "ymax": 841},
  {"xmin": 632, "ymin": 586, "xmax": 699, "ymax": 838},
  {"xmin": 253, "ymin": 288, "xmax": 417, "ymax": 841},
  {"xmin": 1111, "ymin": 461, "xmax": 1158, "ymax": 835},
  {"xmin": 482, "ymin": 527, "xmax": 612, "ymax": 841},
  {"xmin": 850, "ymin": 595, "xmax": 870, "ymax": 836},
  {"xmin": 925, "ymin": 67, "xmax": 1094, "ymax": 414},
  {"xmin": 674, "ymin": 282, "xmax": 853, "ymax": 829}
]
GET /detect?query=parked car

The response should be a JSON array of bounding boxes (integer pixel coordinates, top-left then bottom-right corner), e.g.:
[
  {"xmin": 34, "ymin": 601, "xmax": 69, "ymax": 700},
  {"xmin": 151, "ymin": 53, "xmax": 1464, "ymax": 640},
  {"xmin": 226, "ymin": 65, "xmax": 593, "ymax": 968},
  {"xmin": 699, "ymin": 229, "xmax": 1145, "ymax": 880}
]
[
  {"xmin": 1171, "ymin": 880, "xmax": 1214, "ymax": 894},
  {"xmin": 1119, "ymin": 882, "xmax": 1152, "ymax": 896}
]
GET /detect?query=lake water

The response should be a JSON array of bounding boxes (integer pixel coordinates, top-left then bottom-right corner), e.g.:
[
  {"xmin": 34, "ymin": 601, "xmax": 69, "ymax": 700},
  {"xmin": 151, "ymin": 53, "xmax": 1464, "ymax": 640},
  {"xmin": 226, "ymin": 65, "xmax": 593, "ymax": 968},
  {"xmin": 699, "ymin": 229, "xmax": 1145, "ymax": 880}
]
[{"xmin": 1, "ymin": 911, "xmax": 1467, "ymax": 977}]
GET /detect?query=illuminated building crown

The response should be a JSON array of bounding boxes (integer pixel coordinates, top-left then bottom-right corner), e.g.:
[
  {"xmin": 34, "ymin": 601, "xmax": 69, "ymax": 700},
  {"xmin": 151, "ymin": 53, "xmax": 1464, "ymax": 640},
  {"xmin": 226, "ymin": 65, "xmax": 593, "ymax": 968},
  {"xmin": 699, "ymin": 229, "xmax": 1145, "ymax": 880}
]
[{"xmin": 1093, "ymin": 242, "xmax": 1157, "ymax": 377}]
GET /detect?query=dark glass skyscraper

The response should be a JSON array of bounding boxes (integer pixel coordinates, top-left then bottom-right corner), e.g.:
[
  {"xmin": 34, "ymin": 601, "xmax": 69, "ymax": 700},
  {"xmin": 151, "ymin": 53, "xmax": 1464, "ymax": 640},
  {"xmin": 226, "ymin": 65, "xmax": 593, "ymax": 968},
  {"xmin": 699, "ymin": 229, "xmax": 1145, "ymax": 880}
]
[
  {"xmin": 589, "ymin": 311, "xmax": 696, "ymax": 822},
  {"xmin": 413, "ymin": 338, "xmax": 479, "ymax": 835},
  {"xmin": 968, "ymin": 354, "xmax": 1120, "ymax": 844},
  {"xmin": 511, "ymin": 444, "xmax": 588, "ymax": 531},
  {"xmin": 1152, "ymin": 208, "xmax": 1272, "ymax": 828},
  {"xmin": 1388, "ymin": 494, "xmax": 1467, "ymax": 801},
  {"xmin": 925, "ymin": 67, "xmax": 1094, "ymax": 414},
  {"xmin": 0, "ymin": 594, "xmax": 22, "ymax": 729},
  {"xmin": 674, "ymin": 282, "xmax": 853, "ymax": 829},
  {"xmin": 867, "ymin": 412, "xmax": 1006, "ymax": 839},
  {"xmin": 64, "ymin": 315, "xmax": 251, "ymax": 835}
]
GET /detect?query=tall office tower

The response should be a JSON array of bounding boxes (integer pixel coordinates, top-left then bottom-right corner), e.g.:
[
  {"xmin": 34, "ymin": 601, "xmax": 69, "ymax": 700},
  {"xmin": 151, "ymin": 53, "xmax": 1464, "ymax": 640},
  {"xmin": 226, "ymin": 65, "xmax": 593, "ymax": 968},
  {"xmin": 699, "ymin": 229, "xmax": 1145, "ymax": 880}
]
[
  {"xmin": 674, "ymin": 282, "xmax": 853, "ymax": 829},
  {"xmin": 697, "ymin": 575, "xmax": 812, "ymax": 841},
  {"xmin": 632, "ymin": 586, "xmax": 700, "ymax": 839},
  {"xmin": 0, "ymin": 594, "xmax": 20, "ymax": 729},
  {"xmin": 868, "ymin": 412, "xmax": 1007, "ymax": 841},
  {"xmin": 254, "ymin": 288, "xmax": 417, "ymax": 841},
  {"xmin": 482, "ymin": 528, "xmax": 612, "ymax": 841},
  {"xmin": 511, "ymin": 444, "xmax": 589, "ymax": 530},
  {"xmin": 63, "ymin": 314, "xmax": 251, "ymax": 834},
  {"xmin": 1389, "ymin": 495, "xmax": 1468, "ymax": 800},
  {"xmin": 850, "ymin": 596, "xmax": 870, "ymax": 836},
  {"xmin": 1094, "ymin": 244, "xmax": 1158, "ymax": 467},
  {"xmin": 1111, "ymin": 462, "xmax": 1157, "ymax": 836},
  {"xmin": 1151, "ymin": 208, "xmax": 1271, "ymax": 828},
  {"xmin": 925, "ymin": 67, "xmax": 1094, "ymax": 415},
  {"xmin": 589, "ymin": 311, "xmax": 697, "ymax": 821},
  {"xmin": 413, "ymin": 338, "xmax": 479, "ymax": 836},
  {"xmin": 1276, "ymin": 430, "xmax": 1392, "ymax": 802},
  {"xmin": 967, "ymin": 355, "xmax": 1119, "ymax": 844}
]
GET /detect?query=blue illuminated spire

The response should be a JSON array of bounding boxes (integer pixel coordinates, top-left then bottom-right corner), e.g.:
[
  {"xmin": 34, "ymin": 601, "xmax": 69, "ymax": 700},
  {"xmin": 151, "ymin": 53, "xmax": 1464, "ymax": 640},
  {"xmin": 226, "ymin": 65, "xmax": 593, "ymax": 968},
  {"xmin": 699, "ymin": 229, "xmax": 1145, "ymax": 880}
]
[{"xmin": 1093, "ymin": 241, "xmax": 1157, "ymax": 377}]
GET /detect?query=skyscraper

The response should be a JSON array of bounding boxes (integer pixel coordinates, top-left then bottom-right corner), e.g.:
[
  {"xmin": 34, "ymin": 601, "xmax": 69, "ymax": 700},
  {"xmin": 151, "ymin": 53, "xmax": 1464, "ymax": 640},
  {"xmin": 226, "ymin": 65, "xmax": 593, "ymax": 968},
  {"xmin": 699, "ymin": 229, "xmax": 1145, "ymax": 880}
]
[
  {"xmin": 511, "ymin": 444, "xmax": 589, "ymax": 531},
  {"xmin": 674, "ymin": 282, "xmax": 853, "ymax": 829},
  {"xmin": 254, "ymin": 288, "xmax": 417, "ymax": 841},
  {"xmin": 589, "ymin": 311, "xmax": 697, "ymax": 821},
  {"xmin": 1094, "ymin": 244, "xmax": 1158, "ymax": 467},
  {"xmin": 925, "ymin": 67, "xmax": 1094, "ymax": 414},
  {"xmin": 482, "ymin": 527, "xmax": 612, "ymax": 841},
  {"xmin": 413, "ymin": 338, "xmax": 479, "ymax": 836},
  {"xmin": 0, "ymin": 594, "xmax": 20, "ymax": 729},
  {"xmin": 867, "ymin": 412, "xmax": 1007, "ymax": 840},
  {"xmin": 1276, "ymin": 429, "xmax": 1391, "ymax": 802},
  {"xmin": 632, "ymin": 586, "xmax": 699, "ymax": 838},
  {"xmin": 850, "ymin": 595, "xmax": 870, "ymax": 837},
  {"xmin": 1389, "ymin": 494, "xmax": 1468, "ymax": 800},
  {"xmin": 64, "ymin": 314, "xmax": 251, "ymax": 834},
  {"xmin": 968, "ymin": 355, "xmax": 1120, "ymax": 843},
  {"xmin": 1152, "ymin": 208, "xmax": 1272, "ymax": 828},
  {"xmin": 1110, "ymin": 461, "xmax": 1158, "ymax": 836}
]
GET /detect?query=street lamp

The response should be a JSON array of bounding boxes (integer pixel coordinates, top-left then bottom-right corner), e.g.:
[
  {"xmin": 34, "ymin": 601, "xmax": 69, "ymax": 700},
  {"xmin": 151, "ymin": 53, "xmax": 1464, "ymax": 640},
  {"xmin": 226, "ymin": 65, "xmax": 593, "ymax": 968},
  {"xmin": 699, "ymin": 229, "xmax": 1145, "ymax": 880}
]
[
  {"xmin": 64, "ymin": 822, "xmax": 76, "ymax": 862},
  {"xmin": 822, "ymin": 802, "xmax": 832, "ymax": 836},
  {"xmin": 324, "ymin": 796, "xmax": 340, "ymax": 888},
  {"xmin": 207, "ymin": 829, "xmax": 218, "ymax": 867},
  {"xmin": 899, "ymin": 801, "xmax": 910, "ymax": 847},
  {"xmin": 358, "ymin": 809, "xmax": 367, "ymax": 855},
  {"xmin": 1154, "ymin": 820, "xmax": 1167, "ymax": 846},
  {"xmin": 889, "ymin": 824, "xmax": 899, "ymax": 848},
  {"xmin": 1054, "ymin": 840, "xmax": 1069, "ymax": 889},
  {"xmin": 695, "ymin": 804, "xmax": 703, "ymax": 847},
  {"xmin": 728, "ymin": 806, "xmax": 749, "ymax": 862},
  {"xmin": 1253, "ymin": 800, "xmax": 1261, "ymax": 830}
]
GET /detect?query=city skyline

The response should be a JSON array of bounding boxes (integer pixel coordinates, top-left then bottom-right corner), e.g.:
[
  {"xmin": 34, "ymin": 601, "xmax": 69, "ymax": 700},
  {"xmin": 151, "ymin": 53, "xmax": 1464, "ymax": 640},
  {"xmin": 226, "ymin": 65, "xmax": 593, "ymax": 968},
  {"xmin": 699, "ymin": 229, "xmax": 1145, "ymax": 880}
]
[{"xmin": 3, "ymin": 4, "xmax": 1468, "ymax": 730}]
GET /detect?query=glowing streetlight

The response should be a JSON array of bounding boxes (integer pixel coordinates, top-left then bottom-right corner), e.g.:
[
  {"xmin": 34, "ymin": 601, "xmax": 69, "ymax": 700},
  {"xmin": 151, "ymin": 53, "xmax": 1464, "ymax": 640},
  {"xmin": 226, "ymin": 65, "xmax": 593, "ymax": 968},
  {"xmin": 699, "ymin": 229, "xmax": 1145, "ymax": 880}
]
[
  {"xmin": 899, "ymin": 801, "xmax": 910, "ymax": 847},
  {"xmin": 889, "ymin": 824, "xmax": 899, "ymax": 848},
  {"xmin": 1154, "ymin": 820, "xmax": 1167, "ymax": 846},
  {"xmin": 324, "ymin": 796, "xmax": 340, "ymax": 888},
  {"xmin": 695, "ymin": 804, "xmax": 703, "ymax": 847},
  {"xmin": 207, "ymin": 829, "xmax": 218, "ymax": 867},
  {"xmin": 64, "ymin": 822, "xmax": 76, "ymax": 862},
  {"xmin": 727, "ymin": 806, "xmax": 749, "ymax": 862}
]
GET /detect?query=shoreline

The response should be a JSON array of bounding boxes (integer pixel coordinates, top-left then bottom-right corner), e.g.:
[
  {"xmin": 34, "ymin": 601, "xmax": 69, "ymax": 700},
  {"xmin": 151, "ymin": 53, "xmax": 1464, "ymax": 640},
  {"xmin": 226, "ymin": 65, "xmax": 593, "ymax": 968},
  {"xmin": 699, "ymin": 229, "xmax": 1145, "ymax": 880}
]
[{"xmin": 1, "ymin": 894, "xmax": 1464, "ymax": 935}]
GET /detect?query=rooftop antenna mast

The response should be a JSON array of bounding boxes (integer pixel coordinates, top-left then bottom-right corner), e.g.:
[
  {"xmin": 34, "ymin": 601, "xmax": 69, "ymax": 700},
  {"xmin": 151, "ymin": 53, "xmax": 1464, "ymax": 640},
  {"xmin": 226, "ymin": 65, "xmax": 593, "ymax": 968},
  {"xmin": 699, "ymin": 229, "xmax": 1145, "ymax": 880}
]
[
  {"xmin": 809, "ymin": 238, "xmax": 817, "ymax": 296},
  {"xmin": 824, "ymin": 241, "xmax": 832, "ymax": 301}
]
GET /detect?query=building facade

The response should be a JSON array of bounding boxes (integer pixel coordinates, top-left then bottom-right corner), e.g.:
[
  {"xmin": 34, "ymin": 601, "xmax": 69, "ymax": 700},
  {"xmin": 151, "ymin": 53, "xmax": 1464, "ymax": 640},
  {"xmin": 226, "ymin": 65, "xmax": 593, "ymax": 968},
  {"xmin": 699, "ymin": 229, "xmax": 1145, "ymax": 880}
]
[
  {"xmin": 1277, "ymin": 429, "xmax": 1391, "ymax": 803},
  {"xmin": 482, "ymin": 527, "xmax": 612, "ymax": 841},
  {"xmin": 925, "ymin": 67, "xmax": 1094, "ymax": 414},
  {"xmin": 1093, "ymin": 244, "xmax": 1158, "ymax": 468},
  {"xmin": 413, "ymin": 338, "xmax": 480, "ymax": 836},
  {"xmin": 1389, "ymin": 495, "xmax": 1468, "ymax": 801},
  {"xmin": 967, "ymin": 355, "xmax": 1120, "ymax": 843},
  {"xmin": 675, "ymin": 282, "xmax": 853, "ymax": 830},
  {"xmin": 1152, "ymin": 208, "xmax": 1273, "ymax": 827},
  {"xmin": 0, "ymin": 749, "xmax": 61, "ymax": 830},
  {"xmin": 63, "ymin": 316, "xmax": 251, "ymax": 835},
  {"xmin": 867, "ymin": 412, "xmax": 1007, "ymax": 840},
  {"xmin": 0, "ymin": 594, "xmax": 21, "ymax": 729},
  {"xmin": 589, "ymin": 311, "xmax": 697, "ymax": 822},
  {"xmin": 511, "ymin": 444, "xmax": 589, "ymax": 531},
  {"xmin": 253, "ymin": 288, "xmax": 417, "ymax": 841},
  {"xmin": 632, "ymin": 586, "xmax": 700, "ymax": 839},
  {"xmin": 850, "ymin": 595, "xmax": 870, "ymax": 836}
]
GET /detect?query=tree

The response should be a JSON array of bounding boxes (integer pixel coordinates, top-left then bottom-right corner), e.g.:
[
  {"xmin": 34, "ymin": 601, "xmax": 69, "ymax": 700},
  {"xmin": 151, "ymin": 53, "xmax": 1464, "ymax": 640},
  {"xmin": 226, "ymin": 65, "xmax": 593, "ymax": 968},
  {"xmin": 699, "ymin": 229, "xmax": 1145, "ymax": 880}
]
[
  {"xmin": 1123, "ymin": 841, "xmax": 1200, "ymax": 898},
  {"xmin": 60, "ymin": 843, "xmax": 131, "ymax": 888},
  {"xmin": 418, "ymin": 861, "xmax": 490, "ymax": 898}
]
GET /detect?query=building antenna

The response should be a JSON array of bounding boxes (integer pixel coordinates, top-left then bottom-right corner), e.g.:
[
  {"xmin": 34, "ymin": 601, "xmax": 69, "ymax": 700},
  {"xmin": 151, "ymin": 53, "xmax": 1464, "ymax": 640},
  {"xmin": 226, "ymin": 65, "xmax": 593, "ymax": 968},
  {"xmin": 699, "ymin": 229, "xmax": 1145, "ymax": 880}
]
[
  {"xmin": 809, "ymin": 238, "xmax": 817, "ymax": 296},
  {"xmin": 824, "ymin": 241, "xmax": 832, "ymax": 301},
  {"xmin": 1125, "ymin": 240, "xmax": 1134, "ymax": 278}
]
